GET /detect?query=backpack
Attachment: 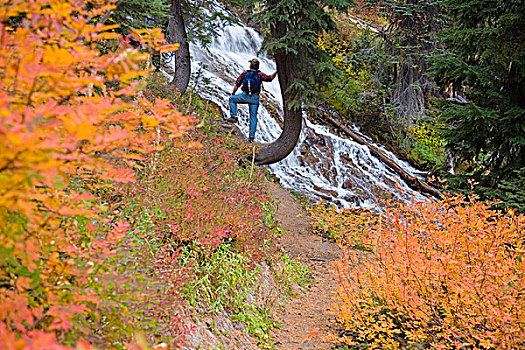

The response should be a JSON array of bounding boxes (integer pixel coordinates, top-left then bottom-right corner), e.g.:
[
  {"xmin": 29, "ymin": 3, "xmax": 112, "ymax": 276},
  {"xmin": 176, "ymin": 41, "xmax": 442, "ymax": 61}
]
[{"xmin": 241, "ymin": 70, "xmax": 260, "ymax": 95}]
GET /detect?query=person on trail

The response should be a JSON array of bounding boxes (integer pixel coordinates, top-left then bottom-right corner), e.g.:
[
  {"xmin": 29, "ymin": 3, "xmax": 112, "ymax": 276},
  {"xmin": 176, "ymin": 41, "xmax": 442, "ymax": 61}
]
[{"xmin": 229, "ymin": 58, "xmax": 277, "ymax": 143}]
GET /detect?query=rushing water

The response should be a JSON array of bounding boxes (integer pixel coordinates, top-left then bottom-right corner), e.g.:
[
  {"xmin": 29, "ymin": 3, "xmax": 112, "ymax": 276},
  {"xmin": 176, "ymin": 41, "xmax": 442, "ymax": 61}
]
[{"xmin": 163, "ymin": 16, "xmax": 426, "ymax": 209}]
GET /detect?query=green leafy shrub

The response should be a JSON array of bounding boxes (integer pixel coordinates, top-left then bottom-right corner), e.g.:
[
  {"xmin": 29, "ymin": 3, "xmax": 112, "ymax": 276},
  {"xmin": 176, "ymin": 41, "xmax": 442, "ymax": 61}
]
[
  {"xmin": 406, "ymin": 117, "xmax": 446, "ymax": 169},
  {"xmin": 493, "ymin": 167, "xmax": 525, "ymax": 213},
  {"xmin": 181, "ymin": 244, "xmax": 280, "ymax": 344}
]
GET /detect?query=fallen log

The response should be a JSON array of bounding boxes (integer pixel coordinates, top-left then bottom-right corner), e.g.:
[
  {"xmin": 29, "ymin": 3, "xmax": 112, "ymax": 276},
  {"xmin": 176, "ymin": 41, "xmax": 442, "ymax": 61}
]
[{"xmin": 320, "ymin": 111, "xmax": 442, "ymax": 199}]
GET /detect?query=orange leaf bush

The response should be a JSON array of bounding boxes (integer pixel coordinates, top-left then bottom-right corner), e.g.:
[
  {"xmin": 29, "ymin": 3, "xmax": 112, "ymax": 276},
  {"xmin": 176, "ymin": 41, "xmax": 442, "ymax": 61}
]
[
  {"xmin": 0, "ymin": 0, "xmax": 191, "ymax": 348},
  {"xmin": 324, "ymin": 196, "xmax": 525, "ymax": 349}
]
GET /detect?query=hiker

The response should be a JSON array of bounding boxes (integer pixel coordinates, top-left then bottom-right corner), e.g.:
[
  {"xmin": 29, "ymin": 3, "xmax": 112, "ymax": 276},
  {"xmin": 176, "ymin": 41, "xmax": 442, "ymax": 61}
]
[{"xmin": 229, "ymin": 58, "xmax": 277, "ymax": 143}]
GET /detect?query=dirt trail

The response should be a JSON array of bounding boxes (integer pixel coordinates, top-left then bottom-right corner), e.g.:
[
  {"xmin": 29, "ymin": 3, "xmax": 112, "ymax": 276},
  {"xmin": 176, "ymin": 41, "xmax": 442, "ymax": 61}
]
[{"xmin": 266, "ymin": 180, "xmax": 342, "ymax": 350}]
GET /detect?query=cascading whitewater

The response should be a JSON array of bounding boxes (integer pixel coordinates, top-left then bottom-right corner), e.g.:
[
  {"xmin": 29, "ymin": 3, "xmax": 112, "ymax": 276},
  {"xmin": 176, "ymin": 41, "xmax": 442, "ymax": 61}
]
[{"xmin": 164, "ymin": 16, "xmax": 426, "ymax": 208}]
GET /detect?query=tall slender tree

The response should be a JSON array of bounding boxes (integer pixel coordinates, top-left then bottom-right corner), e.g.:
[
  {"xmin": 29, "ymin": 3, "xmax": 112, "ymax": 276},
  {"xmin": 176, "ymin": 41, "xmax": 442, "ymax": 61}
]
[
  {"xmin": 388, "ymin": 0, "xmax": 442, "ymax": 124},
  {"xmin": 350, "ymin": 0, "xmax": 444, "ymax": 128},
  {"xmin": 166, "ymin": 0, "xmax": 191, "ymax": 94}
]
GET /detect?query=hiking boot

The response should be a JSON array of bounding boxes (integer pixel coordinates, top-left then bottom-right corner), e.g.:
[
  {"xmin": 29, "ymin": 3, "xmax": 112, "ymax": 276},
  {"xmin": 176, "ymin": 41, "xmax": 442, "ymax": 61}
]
[
  {"xmin": 226, "ymin": 116, "xmax": 238, "ymax": 123},
  {"xmin": 248, "ymin": 137, "xmax": 255, "ymax": 143}
]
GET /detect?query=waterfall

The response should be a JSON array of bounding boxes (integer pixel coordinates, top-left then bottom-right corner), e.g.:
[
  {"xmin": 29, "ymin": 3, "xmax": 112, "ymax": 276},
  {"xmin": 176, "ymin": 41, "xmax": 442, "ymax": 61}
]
[{"xmin": 165, "ymin": 15, "xmax": 427, "ymax": 209}]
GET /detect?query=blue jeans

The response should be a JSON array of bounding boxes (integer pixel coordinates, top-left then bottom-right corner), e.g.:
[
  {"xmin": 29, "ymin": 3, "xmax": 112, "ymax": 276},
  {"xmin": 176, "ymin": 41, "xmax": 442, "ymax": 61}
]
[{"xmin": 229, "ymin": 92, "xmax": 260, "ymax": 139}]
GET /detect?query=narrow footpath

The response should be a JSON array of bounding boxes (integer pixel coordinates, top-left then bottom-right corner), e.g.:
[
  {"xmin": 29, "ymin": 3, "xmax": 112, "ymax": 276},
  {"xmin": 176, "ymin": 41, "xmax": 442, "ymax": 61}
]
[{"xmin": 266, "ymin": 180, "xmax": 342, "ymax": 350}]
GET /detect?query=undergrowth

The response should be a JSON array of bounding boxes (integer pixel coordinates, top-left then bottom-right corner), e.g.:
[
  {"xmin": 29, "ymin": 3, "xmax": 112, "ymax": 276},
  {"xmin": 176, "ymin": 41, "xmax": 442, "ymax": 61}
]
[
  {"xmin": 1, "ymin": 1, "xmax": 309, "ymax": 348},
  {"xmin": 309, "ymin": 204, "xmax": 378, "ymax": 251},
  {"xmin": 311, "ymin": 195, "xmax": 525, "ymax": 349},
  {"xmin": 113, "ymin": 95, "xmax": 309, "ymax": 348},
  {"xmin": 180, "ymin": 243, "xmax": 279, "ymax": 345},
  {"xmin": 0, "ymin": 1, "xmax": 192, "ymax": 348}
]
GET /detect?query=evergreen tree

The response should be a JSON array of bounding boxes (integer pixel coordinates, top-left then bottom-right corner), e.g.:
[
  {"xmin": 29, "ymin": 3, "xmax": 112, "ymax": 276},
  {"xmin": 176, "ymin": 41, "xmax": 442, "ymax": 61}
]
[
  {"xmin": 243, "ymin": 0, "xmax": 354, "ymax": 164},
  {"xmin": 349, "ymin": 0, "xmax": 444, "ymax": 131},
  {"xmin": 257, "ymin": 0, "xmax": 354, "ymax": 109},
  {"xmin": 431, "ymin": 0, "xmax": 525, "ymax": 204},
  {"xmin": 100, "ymin": 0, "xmax": 168, "ymax": 32}
]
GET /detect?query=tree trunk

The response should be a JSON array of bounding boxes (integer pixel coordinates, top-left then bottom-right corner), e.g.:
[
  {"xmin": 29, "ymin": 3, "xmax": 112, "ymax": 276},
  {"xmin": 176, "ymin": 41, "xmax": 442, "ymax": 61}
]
[
  {"xmin": 255, "ymin": 1, "xmax": 302, "ymax": 165},
  {"xmin": 167, "ymin": 0, "xmax": 190, "ymax": 95},
  {"xmin": 255, "ymin": 51, "xmax": 303, "ymax": 165}
]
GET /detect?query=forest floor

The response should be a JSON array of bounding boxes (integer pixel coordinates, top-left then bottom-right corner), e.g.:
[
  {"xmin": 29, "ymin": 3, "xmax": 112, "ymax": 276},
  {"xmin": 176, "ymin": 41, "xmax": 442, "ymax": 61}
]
[{"xmin": 266, "ymin": 180, "xmax": 342, "ymax": 350}]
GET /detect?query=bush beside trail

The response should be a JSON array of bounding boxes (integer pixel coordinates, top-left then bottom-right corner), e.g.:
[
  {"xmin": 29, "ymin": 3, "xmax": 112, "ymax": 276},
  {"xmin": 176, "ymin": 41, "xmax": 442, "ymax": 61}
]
[
  {"xmin": 1, "ymin": 0, "xmax": 191, "ymax": 347},
  {"xmin": 313, "ymin": 195, "xmax": 525, "ymax": 349}
]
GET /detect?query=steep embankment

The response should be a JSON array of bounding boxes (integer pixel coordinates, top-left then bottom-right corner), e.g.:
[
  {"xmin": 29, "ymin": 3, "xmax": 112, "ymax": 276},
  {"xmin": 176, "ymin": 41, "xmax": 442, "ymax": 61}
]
[{"xmin": 266, "ymin": 180, "xmax": 341, "ymax": 349}]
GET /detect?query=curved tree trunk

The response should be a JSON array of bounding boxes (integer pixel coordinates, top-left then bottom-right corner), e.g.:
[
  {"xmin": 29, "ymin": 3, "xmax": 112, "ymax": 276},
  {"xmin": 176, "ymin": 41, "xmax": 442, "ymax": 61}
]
[
  {"xmin": 167, "ymin": 0, "xmax": 190, "ymax": 95},
  {"xmin": 255, "ymin": 1, "xmax": 302, "ymax": 165},
  {"xmin": 255, "ymin": 51, "xmax": 303, "ymax": 165}
]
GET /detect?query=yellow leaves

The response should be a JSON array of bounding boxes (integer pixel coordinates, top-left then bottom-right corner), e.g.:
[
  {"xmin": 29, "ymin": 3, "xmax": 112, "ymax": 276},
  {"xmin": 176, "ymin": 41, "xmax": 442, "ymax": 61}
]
[
  {"xmin": 326, "ymin": 195, "xmax": 525, "ymax": 348},
  {"xmin": 5, "ymin": 133, "xmax": 23, "ymax": 147},
  {"xmin": 132, "ymin": 28, "xmax": 167, "ymax": 51},
  {"xmin": 0, "ymin": 1, "xmax": 28, "ymax": 21},
  {"xmin": 105, "ymin": 48, "xmax": 147, "ymax": 81},
  {"xmin": 160, "ymin": 43, "xmax": 180, "ymax": 53},
  {"xmin": 48, "ymin": 252, "xmax": 61, "ymax": 266},
  {"xmin": 42, "ymin": 45, "xmax": 75, "ymax": 67},
  {"xmin": 91, "ymin": 30, "xmax": 120, "ymax": 41},
  {"xmin": 76, "ymin": 123, "xmax": 97, "ymax": 140},
  {"xmin": 141, "ymin": 114, "xmax": 160, "ymax": 128},
  {"xmin": 95, "ymin": 24, "xmax": 120, "ymax": 32},
  {"xmin": 90, "ymin": 0, "xmax": 112, "ymax": 8},
  {"xmin": 59, "ymin": 118, "xmax": 98, "ymax": 140},
  {"xmin": 1, "ymin": 0, "xmax": 194, "ymax": 345},
  {"xmin": 47, "ymin": 0, "xmax": 75, "ymax": 18}
]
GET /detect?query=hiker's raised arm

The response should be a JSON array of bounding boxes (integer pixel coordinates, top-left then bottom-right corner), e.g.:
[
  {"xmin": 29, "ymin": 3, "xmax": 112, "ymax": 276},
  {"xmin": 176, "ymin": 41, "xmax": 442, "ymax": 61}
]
[
  {"xmin": 259, "ymin": 71, "xmax": 277, "ymax": 82},
  {"xmin": 232, "ymin": 84, "xmax": 239, "ymax": 95}
]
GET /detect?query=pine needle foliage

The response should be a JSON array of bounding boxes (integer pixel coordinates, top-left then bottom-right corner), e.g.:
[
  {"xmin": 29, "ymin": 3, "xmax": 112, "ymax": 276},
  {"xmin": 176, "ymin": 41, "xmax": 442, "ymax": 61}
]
[
  {"xmin": 106, "ymin": 0, "xmax": 169, "ymax": 32},
  {"xmin": 431, "ymin": 0, "xmax": 525, "ymax": 206},
  {"xmin": 243, "ymin": 0, "xmax": 355, "ymax": 110},
  {"xmin": 349, "ymin": 0, "xmax": 444, "ymax": 124}
]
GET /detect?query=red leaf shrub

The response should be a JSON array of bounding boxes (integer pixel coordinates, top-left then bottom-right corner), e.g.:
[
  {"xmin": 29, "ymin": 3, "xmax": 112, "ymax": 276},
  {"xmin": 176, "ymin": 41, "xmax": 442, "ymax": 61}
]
[{"xmin": 124, "ymin": 132, "xmax": 273, "ymax": 257}]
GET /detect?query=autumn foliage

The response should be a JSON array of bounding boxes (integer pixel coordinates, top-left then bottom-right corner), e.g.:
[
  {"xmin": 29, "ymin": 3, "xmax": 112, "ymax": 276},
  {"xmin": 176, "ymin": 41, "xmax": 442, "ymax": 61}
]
[
  {"xmin": 127, "ymin": 135, "xmax": 273, "ymax": 255},
  {"xmin": 323, "ymin": 195, "xmax": 525, "ymax": 349},
  {"xmin": 0, "ymin": 0, "xmax": 192, "ymax": 348}
]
